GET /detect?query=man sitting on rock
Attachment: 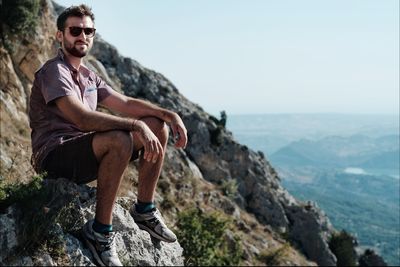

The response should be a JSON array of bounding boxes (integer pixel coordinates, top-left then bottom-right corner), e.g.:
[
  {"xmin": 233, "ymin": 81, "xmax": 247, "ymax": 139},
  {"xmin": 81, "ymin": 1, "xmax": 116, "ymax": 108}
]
[{"xmin": 29, "ymin": 4, "xmax": 187, "ymax": 266}]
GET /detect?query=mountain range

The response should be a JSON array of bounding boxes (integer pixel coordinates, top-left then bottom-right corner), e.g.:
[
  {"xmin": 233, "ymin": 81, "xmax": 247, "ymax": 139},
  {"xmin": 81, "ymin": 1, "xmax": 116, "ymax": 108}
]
[
  {"xmin": 228, "ymin": 115, "xmax": 399, "ymax": 265},
  {"xmin": 271, "ymin": 134, "xmax": 399, "ymax": 170},
  {"xmin": 268, "ymin": 134, "xmax": 399, "ymax": 265}
]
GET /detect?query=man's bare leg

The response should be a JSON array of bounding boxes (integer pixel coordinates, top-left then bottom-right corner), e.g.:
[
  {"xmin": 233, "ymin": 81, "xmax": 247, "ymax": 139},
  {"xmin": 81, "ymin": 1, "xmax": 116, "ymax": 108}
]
[
  {"xmin": 131, "ymin": 117, "xmax": 169, "ymax": 203},
  {"xmin": 92, "ymin": 130, "xmax": 133, "ymax": 225},
  {"xmin": 90, "ymin": 117, "xmax": 167, "ymax": 224},
  {"xmin": 130, "ymin": 117, "xmax": 177, "ymax": 243}
]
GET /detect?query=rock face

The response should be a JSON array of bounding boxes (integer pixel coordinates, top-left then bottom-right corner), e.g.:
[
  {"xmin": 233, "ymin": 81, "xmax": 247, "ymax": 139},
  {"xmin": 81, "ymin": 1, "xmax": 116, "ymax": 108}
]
[
  {"xmin": 0, "ymin": 178, "xmax": 184, "ymax": 266},
  {"xmin": 90, "ymin": 37, "xmax": 337, "ymax": 266},
  {"xmin": 0, "ymin": 0, "xmax": 340, "ymax": 266}
]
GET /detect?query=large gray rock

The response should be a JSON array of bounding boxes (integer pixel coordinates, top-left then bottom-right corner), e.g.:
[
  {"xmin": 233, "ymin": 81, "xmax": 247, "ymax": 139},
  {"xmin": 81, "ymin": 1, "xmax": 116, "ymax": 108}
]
[
  {"xmin": 0, "ymin": 178, "xmax": 184, "ymax": 266},
  {"xmin": 285, "ymin": 201, "xmax": 337, "ymax": 266}
]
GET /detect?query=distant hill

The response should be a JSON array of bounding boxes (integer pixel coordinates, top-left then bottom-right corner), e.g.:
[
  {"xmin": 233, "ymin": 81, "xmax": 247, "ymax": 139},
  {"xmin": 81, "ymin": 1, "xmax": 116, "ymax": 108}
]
[
  {"xmin": 228, "ymin": 114, "xmax": 399, "ymax": 265},
  {"xmin": 282, "ymin": 170, "xmax": 400, "ymax": 266},
  {"xmin": 228, "ymin": 114, "xmax": 400, "ymax": 155},
  {"xmin": 270, "ymin": 135, "xmax": 400, "ymax": 169},
  {"xmin": 361, "ymin": 150, "xmax": 400, "ymax": 169},
  {"xmin": 271, "ymin": 133, "xmax": 400, "ymax": 265}
]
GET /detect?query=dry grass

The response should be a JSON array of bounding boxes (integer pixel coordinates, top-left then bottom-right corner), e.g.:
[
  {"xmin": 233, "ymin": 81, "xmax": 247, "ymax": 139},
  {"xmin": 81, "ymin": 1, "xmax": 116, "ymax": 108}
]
[{"xmin": 0, "ymin": 101, "xmax": 33, "ymax": 183}]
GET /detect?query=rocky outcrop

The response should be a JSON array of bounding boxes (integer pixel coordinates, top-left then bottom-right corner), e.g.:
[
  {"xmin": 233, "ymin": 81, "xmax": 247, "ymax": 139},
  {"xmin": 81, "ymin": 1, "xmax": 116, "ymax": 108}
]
[
  {"xmin": 89, "ymin": 36, "xmax": 337, "ymax": 265},
  {"xmin": 285, "ymin": 202, "xmax": 337, "ymax": 265},
  {"xmin": 1, "ymin": 0, "xmax": 340, "ymax": 265},
  {"xmin": 0, "ymin": 178, "xmax": 184, "ymax": 266}
]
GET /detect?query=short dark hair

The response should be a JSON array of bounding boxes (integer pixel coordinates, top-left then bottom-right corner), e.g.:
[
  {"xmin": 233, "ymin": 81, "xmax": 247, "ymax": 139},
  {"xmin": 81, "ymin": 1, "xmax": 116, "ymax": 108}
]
[{"xmin": 57, "ymin": 4, "xmax": 95, "ymax": 31}]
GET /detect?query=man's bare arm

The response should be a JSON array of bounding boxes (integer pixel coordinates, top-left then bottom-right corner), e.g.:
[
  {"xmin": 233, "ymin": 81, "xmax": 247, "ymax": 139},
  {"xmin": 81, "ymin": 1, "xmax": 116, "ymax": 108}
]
[
  {"xmin": 55, "ymin": 95, "xmax": 135, "ymax": 132},
  {"xmin": 56, "ymin": 95, "xmax": 167, "ymax": 162},
  {"xmin": 101, "ymin": 90, "xmax": 188, "ymax": 148},
  {"xmin": 100, "ymin": 90, "xmax": 173, "ymax": 122}
]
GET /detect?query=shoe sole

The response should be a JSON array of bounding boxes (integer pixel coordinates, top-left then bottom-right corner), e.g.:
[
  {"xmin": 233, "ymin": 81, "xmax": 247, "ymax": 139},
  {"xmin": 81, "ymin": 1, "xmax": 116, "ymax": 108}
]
[
  {"xmin": 81, "ymin": 228, "xmax": 107, "ymax": 266},
  {"xmin": 135, "ymin": 222, "xmax": 176, "ymax": 243}
]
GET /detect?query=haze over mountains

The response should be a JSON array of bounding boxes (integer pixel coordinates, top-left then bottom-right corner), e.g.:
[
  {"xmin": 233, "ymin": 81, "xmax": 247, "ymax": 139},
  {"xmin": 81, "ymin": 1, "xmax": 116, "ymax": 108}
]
[
  {"xmin": 227, "ymin": 113, "xmax": 400, "ymax": 265},
  {"xmin": 271, "ymin": 134, "xmax": 399, "ymax": 173},
  {"xmin": 228, "ymin": 113, "xmax": 399, "ymax": 156}
]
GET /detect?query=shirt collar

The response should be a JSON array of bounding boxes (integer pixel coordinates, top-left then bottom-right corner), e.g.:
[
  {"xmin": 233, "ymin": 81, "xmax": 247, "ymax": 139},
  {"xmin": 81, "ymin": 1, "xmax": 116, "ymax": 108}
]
[
  {"xmin": 57, "ymin": 48, "xmax": 77, "ymax": 73},
  {"xmin": 57, "ymin": 48, "xmax": 90, "ymax": 76}
]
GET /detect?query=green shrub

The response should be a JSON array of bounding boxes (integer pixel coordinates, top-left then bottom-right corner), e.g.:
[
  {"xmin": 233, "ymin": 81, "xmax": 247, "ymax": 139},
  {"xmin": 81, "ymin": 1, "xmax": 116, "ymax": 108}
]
[
  {"xmin": 176, "ymin": 208, "xmax": 242, "ymax": 266},
  {"xmin": 1, "ymin": 0, "xmax": 40, "ymax": 35},
  {"xmin": 328, "ymin": 230, "xmax": 358, "ymax": 266},
  {"xmin": 0, "ymin": 174, "xmax": 72, "ymax": 260},
  {"xmin": 0, "ymin": 173, "xmax": 45, "ymax": 212},
  {"xmin": 220, "ymin": 179, "xmax": 238, "ymax": 199}
]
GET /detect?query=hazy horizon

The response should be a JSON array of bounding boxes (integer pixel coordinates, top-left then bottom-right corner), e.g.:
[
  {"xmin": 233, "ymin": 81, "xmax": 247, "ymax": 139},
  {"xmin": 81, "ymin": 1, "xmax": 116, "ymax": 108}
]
[
  {"xmin": 226, "ymin": 111, "xmax": 400, "ymax": 116},
  {"xmin": 55, "ymin": 0, "xmax": 399, "ymax": 115}
]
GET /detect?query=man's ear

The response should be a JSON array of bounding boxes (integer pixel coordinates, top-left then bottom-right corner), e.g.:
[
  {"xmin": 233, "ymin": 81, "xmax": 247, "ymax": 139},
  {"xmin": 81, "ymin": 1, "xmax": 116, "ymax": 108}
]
[{"xmin": 56, "ymin": 30, "xmax": 63, "ymax": 43}]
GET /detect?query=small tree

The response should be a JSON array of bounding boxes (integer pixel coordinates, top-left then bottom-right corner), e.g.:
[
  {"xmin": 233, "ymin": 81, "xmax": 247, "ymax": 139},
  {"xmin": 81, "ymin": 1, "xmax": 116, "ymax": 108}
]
[
  {"xmin": 219, "ymin": 110, "xmax": 227, "ymax": 128},
  {"xmin": 358, "ymin": 249, "xmax": 388, "ymax": 266},
  {"xmin": 328, "ymin": 230, "xmax": 358, "ymax": 266}
]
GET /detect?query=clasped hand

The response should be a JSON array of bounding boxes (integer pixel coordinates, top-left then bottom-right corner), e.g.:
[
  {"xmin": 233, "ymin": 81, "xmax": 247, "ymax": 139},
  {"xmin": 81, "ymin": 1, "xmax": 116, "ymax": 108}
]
[{"xmin": 135, "ymin": 116, "xmax": 188, "ymax": 163}]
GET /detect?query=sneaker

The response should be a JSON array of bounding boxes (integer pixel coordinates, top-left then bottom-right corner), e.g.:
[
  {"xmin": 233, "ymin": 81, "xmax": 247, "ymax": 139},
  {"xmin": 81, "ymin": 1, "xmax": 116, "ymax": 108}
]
[
  {"xmin": 130, "ymin": 206, "xmax": 177, "ymax": 243},
  {"xmin": 82, "ymin": 219, "xmax": 123, "ymax": 266}
]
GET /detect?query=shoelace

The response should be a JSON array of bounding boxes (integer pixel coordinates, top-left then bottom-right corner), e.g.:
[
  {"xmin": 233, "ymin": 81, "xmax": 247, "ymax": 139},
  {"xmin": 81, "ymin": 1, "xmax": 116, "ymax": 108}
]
[
  {"xmin": 153, "ymin": 210, "xmax": 168, "ymax": 227},
  {"xmin": 104, "ymin": 232, "xmax": 116, "ymax": 250},
  {"xmin": 93, "ymin": 231, "xmax": 116, "ymax": 252}
]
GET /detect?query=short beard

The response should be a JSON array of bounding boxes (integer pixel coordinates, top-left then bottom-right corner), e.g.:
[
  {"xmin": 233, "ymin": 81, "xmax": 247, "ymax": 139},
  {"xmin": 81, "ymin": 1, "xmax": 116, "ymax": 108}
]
[
  {"xmin": 66, "ymin": 46, "xmax": 87, "ymax": 58},
  {"xmin": 63, "ymin": 37, "xmax": 90, "ymax": 58}
]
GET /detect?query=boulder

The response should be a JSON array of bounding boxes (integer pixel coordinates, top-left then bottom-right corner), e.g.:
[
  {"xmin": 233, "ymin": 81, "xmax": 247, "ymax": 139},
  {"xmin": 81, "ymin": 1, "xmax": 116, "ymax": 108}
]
[{"xmin": 0, "ymin": 178, "xmax": 184, "ymax": 266}]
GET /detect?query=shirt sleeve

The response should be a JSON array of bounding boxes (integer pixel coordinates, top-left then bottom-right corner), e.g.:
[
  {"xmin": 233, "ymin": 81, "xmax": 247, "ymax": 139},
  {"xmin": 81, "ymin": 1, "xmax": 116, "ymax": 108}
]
[
  {"xmin": 39, "ymin": 63, "xmax": 76, "ymax": 104},
  {"xmin": 95, "ymin": 74, "xmax": 114, "ymax": 103}
]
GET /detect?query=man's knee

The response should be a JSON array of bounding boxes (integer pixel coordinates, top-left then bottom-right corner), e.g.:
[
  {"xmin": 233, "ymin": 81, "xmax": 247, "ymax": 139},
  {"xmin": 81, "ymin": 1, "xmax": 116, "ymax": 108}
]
[
  {"xmin": 93, "ymin": 130, "xmax": 133, "ymax": 159},
  {"xmin": 141, "ymin": 116, "xmax": 169, "ymax": 139}
]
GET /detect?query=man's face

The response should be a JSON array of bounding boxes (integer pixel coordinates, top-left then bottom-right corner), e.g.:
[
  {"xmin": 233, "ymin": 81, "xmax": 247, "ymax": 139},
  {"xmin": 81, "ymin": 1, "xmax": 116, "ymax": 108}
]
[{"xmin": 57, "ymin": 16, "xmax": 95, "ymax": 58}]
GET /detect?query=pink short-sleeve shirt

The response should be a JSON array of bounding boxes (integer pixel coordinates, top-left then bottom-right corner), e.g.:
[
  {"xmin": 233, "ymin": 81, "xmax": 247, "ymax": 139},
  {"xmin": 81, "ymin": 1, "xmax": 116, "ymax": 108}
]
[{"xmin": 29, "ymin": 49, "xmax": 113, "ymax": 171}]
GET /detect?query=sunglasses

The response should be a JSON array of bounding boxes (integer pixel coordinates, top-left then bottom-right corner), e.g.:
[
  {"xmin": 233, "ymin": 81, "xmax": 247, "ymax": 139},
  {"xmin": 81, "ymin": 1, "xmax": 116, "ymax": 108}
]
[{"xmin": 67, "ymin": 27, "xmax": 96, "ymax": 37}]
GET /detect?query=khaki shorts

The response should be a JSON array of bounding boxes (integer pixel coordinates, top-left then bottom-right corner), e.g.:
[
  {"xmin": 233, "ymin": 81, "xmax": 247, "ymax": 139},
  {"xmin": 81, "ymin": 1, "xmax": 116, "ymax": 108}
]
[{"xmin": 42, "ymin": 131, "xmax": 141, "ymax": 184}]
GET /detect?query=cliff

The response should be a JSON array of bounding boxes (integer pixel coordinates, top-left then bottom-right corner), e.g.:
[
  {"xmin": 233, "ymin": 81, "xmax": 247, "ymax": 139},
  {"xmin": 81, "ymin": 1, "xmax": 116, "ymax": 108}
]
[{"xmin": 1, "ymin": 1, "xmax": 337, "ymax": 265}]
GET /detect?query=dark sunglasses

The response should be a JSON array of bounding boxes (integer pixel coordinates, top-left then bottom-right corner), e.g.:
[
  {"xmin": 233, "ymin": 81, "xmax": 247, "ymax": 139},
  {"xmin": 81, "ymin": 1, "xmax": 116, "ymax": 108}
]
[{"xmin": 68, "ymin": 27, "xmax": 96, "ymax": 37}]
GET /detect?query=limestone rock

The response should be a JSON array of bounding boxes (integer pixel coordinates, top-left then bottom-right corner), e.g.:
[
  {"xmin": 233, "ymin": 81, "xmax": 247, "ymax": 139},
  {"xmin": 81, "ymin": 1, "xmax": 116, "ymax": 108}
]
[
  {"xmin": 0, "ymin": 179, "xmax": 184, "ymax": 266},
  {"xmin": 285, "ymin": 202, "xmax": 337, "ymax": 266}
]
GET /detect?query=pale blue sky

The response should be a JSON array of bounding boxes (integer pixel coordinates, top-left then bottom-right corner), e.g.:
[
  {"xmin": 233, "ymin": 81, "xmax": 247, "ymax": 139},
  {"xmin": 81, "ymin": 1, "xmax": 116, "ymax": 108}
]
[{"xmin": 55, "ymin": 0, "xmax": 399, "ymax": 115}]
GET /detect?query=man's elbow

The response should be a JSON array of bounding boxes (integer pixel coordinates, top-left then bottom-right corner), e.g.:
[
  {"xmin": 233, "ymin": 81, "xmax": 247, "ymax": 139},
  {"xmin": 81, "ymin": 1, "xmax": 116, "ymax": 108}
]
[{"xmin": 74, "ymin": 113, "xmax": 93, "ymax": 132}]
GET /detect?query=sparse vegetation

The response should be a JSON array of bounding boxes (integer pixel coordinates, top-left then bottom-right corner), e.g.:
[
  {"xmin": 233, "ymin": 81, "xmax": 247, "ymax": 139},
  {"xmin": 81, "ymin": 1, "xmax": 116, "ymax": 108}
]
[
  {"xmin": 220, "ymin": 179, "xmax": 238, "ymax": 199},
  {"xmin": 219, "ymin": 110, "xmax": 227, "ymax": 128},
  {"xmin": 209, "ymin": 110, "xmax": 228, "ymax": 146},
  {"xmin": 0, "ymin": 173, "xmax": 45, "ymax": 212},
  {"xmin": 0, "ymin": 175, "xmax": 77, "ymax": 263},
  {"xmin": 176, "ymin": 208, "xmax": 242, "ymax": 266},
  {"xmin": 328, "ymin": 230, "xmax": 358, "ymax": 266},
  {"xmin": 0, "ymin": 142, "xmax": 35, "ymax": 184},
  {"xmin": 0, "ymin": 0, "xmax": 41, "ymax": 53},
  {"xmin": 39, "ymin": 228, "xmax": 66, "ymax": 262},
  {"xmin": 258, "ymin": 243, "xmax": 292, "ymax": 266},
  {"xmin": 1, "ymin": 0, "xmax": 40, "ymax": 35},
  {"xmin": 160, "ymin": 194, "xmax": 175, "ymax": 210}
]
